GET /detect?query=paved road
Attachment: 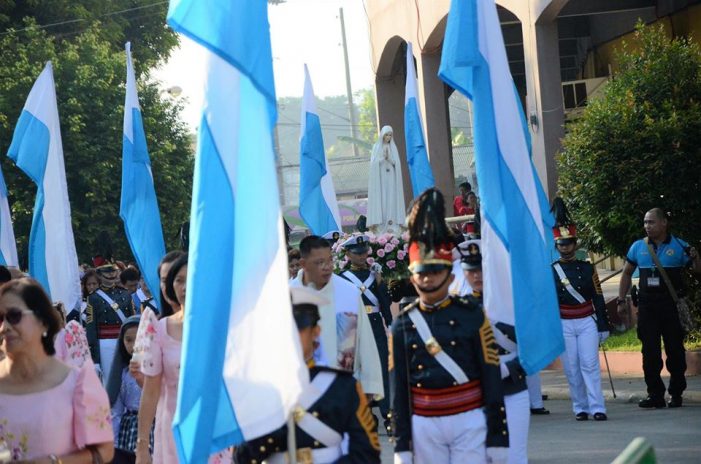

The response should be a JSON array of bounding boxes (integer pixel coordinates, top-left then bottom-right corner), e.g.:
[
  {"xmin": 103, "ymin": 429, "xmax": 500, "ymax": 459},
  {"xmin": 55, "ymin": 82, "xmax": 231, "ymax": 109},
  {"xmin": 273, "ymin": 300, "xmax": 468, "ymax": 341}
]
[{"xmin": 378, "ymin": 399, "xmax": 701, "ymax": 463}]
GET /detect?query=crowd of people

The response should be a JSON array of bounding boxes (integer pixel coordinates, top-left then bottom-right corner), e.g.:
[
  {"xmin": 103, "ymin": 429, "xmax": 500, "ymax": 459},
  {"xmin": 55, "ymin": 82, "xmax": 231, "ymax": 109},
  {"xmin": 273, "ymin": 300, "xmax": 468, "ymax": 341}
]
[{"xmin": 0, "ymin": 182, "xmax": 699, "ymax": 464}]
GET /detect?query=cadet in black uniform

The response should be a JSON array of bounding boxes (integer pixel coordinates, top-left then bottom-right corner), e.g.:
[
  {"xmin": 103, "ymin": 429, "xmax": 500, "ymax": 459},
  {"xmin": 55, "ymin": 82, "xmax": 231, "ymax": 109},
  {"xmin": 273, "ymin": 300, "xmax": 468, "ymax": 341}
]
[
  {"xmin": 85, "ymin": 264, "xmax": 135, "ymax": 380},
  {"xmin": 390, "ymin": 188, "xmax": 508, "ymax": 464},
  {"xmin": 462, "ymin": 239, "xmax": 530, "ymax": 463},
  {"xmin": 236, "ymin": 287, "xmax": 381, "ymax": 464},
  {"xmin": 551, "ymin": 198, "xmax": 610, "ymax": 421},
  {"xmin": 339, "ymin": 234, "xmax": 393, "ymax": 429}
]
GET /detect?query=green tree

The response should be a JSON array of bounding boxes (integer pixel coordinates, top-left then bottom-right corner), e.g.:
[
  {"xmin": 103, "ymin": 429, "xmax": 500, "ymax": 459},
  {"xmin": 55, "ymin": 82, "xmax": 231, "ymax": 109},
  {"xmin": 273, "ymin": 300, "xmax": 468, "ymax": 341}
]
[
  {"xmin": 0, "ymin": 22, "xmax": 193, "ymax": 265},
  {"xmin": 558, "ymin": 24, "xmax": 701, "ymax": 258},
  {"xmin": 356, "ymin": 87, "xmax": 378, "ymax": 146},
  {"xmin": 0, "ymin": 1, "xmax": 178, "ymax": 71}
]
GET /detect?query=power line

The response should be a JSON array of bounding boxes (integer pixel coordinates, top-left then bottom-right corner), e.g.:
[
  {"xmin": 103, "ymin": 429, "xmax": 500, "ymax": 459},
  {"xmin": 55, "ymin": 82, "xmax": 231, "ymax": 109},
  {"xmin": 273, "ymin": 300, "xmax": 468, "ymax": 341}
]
[{"xmin": 0, "ymin": 1, "xmax": 168, "ymax": 36}]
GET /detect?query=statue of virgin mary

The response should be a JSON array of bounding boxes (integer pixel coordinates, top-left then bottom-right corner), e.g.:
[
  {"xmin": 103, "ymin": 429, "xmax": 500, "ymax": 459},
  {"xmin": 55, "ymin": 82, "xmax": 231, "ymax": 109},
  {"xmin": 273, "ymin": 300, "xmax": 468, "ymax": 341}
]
[{"xmin": 367, "ymin": 125, "xmax": 406, "ymax": 234}]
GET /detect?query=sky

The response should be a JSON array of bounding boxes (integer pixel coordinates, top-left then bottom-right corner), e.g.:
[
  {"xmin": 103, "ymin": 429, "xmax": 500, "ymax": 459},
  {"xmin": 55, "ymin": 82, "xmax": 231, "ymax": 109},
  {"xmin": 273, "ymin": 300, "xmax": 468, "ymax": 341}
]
[{"xmin": 154, "ymin": 0, "xmax": 375, "ymax": 129}]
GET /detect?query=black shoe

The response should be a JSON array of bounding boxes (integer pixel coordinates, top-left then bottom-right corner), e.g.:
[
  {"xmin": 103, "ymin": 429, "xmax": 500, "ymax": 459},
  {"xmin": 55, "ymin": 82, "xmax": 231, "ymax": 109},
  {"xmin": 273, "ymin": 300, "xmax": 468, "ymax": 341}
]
[
  {"xmin": 530, "ymin": 407, "xmax": 550, "ymax": 415},
  {"xmin": 575, "ymin": 412, "xmax": 588, "ymax": 421},
  {"xmin": 667, "ymin": 396, "xmax": 683, "ymax": 408},
  {"xmin": 542, "ymin": 394, "xmax": 549, "ymax": 401},
  {"xmin": 638, "ymin": 396, "xmax": 666, "ymax": 409},
  {"xmin": 593, "ymin": 412, "xmax": 607, "ymax": 421}
]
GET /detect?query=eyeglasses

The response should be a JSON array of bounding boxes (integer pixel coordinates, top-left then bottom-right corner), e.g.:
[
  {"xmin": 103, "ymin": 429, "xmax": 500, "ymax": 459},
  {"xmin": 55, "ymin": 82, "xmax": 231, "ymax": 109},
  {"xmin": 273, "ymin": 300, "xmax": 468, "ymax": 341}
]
[{"xmin": 0, "ymin": 308, "xmax": 35, "ymax": 326}]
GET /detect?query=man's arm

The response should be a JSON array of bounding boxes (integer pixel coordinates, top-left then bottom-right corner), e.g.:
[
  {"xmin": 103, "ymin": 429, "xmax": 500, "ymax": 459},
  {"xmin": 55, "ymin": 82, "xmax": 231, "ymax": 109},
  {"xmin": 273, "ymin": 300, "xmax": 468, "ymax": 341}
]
[
  {"xmin": 338, "ymin": 380, "xmax": 381, "ymax": 463},
  {"xmin": 591, "ymin": 266, "xmax": 610, "ymax": 332},
  {"xmin": 617, "ymin": 261, "xmax": 636, "ymax": 316}
]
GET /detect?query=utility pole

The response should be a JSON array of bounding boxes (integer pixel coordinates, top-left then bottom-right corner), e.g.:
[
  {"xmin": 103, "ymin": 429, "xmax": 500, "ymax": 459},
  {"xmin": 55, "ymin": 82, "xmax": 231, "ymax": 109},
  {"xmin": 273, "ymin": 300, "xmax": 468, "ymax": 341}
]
[{"xmin": 339, "ymin": 7, "xmax": 359, "ymax": 156}]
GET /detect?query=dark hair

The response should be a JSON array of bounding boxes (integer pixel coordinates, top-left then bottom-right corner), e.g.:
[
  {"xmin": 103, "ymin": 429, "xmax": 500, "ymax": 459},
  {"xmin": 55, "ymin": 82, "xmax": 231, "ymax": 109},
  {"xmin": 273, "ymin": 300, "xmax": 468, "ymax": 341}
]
[
  {"xmin": 119, "ymin": 267, "xmax": 140, "ymax": 285},
  {"xmin": 0, "ymin": 278, "xmax": 61, "ymax": 355},
  {"xmin": 105, "ymin": 315, "xmax": 141, "ymax": 406},
  {"xmin": 299, "ymin": 236, "xmax": 330, "ymax": 258},
  {"xmin": 81, "ymin": 269, "xmax": 99, "ymax": 299},
  {"xmin": 165, "ymin": 254, "xmax": 188, "ymax": 307},
  {"xmin": 0, "ymin": 266, "xmax": 11, "ymax": 284},
  {"xmin": 288, "ymin": 248, "xmax": 301, "ymax": 261},
  {"xmin": 158, "ymin": 251, "xmax": 186, "ymax": 318},
  {"xmin": 647, "ymin": 207, "xmax": 669, "ymax": 222},
  {"xmin": 459, "ymin": 181, "xmax": 472, "ymax": 191}
]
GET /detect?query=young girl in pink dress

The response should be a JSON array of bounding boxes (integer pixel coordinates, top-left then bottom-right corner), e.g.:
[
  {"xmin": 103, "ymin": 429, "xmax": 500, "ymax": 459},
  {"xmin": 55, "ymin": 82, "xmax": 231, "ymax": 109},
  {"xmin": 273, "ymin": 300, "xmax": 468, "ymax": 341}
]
[
  {"xmin": 134, "ymin": 255, "xmax": 230, "ymax": 464},
  {"xmin": 0, "ymin": 278, "xmax": 114, "ymax": 463}
]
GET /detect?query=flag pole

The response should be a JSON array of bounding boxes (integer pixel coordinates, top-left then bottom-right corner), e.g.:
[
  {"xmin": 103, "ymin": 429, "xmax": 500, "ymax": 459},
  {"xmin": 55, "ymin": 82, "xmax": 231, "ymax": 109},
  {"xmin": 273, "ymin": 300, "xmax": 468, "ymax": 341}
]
[{"xmin": 287, "ymin": 413, "xmax": 298, "ymax": 464}]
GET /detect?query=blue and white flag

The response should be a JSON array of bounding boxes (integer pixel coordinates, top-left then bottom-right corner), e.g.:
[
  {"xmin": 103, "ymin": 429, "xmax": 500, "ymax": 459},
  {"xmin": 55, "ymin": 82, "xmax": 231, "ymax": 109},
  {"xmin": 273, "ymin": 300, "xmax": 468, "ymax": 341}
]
[
  {"xmin": 299, "ymin": 64, "xmax": 341, "ymax": 235},
  {"xmin": 167, "ymin": 1, "xmax": 307, "ymax": 461},
  {"xmin": 7, "ymin": 62, "xmax": 81, "ymax": 310},
  {"xmin": 0, "ymin": 164, "xmax": 18, "ymax": 268},
  {"xmin": 404, "ymin": 42, "xmax": 435, "ymax": 198},
  {"xmin": 120, "ymin": 42, "xmax": 166, "ymax": 309},
  {"xmin": 438, "ymin": 0, "xmax": 564, "ymax": 374}
]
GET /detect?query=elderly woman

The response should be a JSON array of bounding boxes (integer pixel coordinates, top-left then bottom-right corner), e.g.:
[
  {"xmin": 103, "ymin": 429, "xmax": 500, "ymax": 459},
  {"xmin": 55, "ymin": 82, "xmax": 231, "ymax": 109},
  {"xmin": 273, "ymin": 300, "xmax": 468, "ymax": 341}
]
[{"xmin": 0, "ymin": 278, "xmax": 114, "ymax": 463}]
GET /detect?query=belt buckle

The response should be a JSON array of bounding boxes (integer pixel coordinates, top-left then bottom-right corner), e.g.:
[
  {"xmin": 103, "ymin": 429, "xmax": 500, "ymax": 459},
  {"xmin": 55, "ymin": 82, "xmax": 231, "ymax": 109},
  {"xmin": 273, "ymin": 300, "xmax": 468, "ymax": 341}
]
[
  {"xmin": 365, "ymin": 305, "xmax": 374, "ymax": 314},
  {"xmin": 425, "ymin": 337, "xmax": 442, "ymax": 356},
  {"xmin": 296, "ymin": 447, "xmax": 313, "ymax": 464}
]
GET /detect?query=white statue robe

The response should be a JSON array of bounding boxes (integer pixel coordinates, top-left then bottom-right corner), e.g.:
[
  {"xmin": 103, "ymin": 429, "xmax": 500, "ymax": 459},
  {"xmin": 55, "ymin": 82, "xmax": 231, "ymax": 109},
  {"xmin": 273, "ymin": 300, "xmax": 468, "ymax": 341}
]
[
  {"xmin": 367, "ymin": 126, "xmax": 406, "ymax": 234},
  {"xmin": 290, "ymin": 270, "xmax": 384, "ymax": 397}
]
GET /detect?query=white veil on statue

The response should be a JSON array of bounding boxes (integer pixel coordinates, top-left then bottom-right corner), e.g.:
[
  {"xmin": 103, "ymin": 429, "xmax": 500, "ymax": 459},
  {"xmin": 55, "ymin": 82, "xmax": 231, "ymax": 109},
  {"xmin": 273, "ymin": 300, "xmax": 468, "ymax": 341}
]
[{"xmin": 367, "ymin": 125, "xmax": 406, "ymax": 234}]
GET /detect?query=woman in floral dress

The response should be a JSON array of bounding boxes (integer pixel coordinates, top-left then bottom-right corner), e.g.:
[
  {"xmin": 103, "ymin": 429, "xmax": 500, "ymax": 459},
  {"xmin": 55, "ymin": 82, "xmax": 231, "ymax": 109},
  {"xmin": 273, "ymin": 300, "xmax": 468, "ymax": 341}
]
[
  {"xmin": 134, "ymin": 255, "xmax": 230, "ymax": 463},
  {"xmin": 0, "ymin": 278, "xmax": 114, "ymax": 462}
]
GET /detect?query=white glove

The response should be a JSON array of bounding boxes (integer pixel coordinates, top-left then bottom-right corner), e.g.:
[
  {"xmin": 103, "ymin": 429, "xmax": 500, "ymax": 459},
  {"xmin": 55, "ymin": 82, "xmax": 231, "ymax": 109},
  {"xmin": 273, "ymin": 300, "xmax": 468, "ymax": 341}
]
[
  {"xmin": 598, "ymin": 331, "xmax": 610, "ymax": 343},
  {"xmin": 394, "ymin": 451, "xmax": 413, "ymax": 464},
  {"xmin": 486, "ymin": 447, "xmax": 509, "ymax": 464}
]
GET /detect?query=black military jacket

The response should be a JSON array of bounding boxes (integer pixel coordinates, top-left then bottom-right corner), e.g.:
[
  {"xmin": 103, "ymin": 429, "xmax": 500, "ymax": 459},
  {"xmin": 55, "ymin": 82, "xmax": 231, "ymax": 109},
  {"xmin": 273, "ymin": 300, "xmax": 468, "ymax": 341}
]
[
  {"xmin": 552, "ymin": 259, "xmax": 610, "ymax": 331},
  {"xmin": 390, "ymin": 296, "xmax": 509, "ymax": 452},
  {"xmin": 339, "ymin": 267, "xmax": 393, "ymax": 327},
  {"xmin": 235, "ymin": 365, "xmax": 381, "ymax": 464},
  {"xmin": 85, "ymin": 285, "xmax": 135, "ymax": 364},
  {"xmin": 467, "ymin": 293, "xmax": 527, "ymax": 396}
]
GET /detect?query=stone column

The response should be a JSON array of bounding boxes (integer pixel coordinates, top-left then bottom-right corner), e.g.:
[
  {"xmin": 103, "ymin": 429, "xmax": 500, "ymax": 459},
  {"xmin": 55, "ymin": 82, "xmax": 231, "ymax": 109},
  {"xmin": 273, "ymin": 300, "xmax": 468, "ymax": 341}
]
[{"xmin": 416, "ymin": 52, "xmax": 455, "ymax": 201}]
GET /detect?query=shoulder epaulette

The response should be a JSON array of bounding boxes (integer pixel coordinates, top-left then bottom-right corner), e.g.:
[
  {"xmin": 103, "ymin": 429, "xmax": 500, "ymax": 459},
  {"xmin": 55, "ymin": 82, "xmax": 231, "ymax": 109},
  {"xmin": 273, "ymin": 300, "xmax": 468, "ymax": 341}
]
[{"xmin": 452, "ymin": 295, "xmax": 479, "ymax": 309}]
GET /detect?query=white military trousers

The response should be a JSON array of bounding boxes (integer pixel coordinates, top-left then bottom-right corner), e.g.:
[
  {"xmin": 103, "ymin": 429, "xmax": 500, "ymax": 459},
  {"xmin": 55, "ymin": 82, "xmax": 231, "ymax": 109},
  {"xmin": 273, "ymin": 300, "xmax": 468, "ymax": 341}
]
[{"xmin": 560, "ymin": 316, "xmax": 606, "ymax": 414}]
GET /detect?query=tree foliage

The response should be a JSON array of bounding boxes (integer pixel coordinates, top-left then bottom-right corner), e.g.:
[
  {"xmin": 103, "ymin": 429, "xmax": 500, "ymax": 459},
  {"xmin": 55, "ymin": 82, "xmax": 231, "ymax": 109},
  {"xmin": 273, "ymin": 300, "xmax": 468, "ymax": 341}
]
[
  {"xmin": 0, "ymin": 1, "xmax": 178, "ymax": 71},
  {"xmin": 0, "ymin": 19, "xmax": 192, "ymax": 266},
  {"xmin": 558, "ymin": 24, "xmax": 701, "ymax": 258}
]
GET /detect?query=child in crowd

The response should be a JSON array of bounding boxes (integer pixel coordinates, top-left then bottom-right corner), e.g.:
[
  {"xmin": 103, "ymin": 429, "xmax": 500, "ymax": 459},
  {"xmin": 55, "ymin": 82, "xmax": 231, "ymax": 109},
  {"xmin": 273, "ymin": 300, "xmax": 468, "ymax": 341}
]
[{"xmin": 106, "ymin": 316, "xmax": 150, "ymax": 464}]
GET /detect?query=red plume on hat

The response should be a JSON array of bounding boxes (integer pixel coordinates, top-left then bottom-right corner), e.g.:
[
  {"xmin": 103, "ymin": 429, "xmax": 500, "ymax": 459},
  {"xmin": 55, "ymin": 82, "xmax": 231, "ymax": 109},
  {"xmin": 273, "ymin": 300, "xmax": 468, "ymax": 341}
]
[
  {"xmin": 550, "ymin": 197, "xmax": 577, "ymax": 241},
  {"xmin": 407, "ymin": 188, "xmax": 454, "ymax": 272}
]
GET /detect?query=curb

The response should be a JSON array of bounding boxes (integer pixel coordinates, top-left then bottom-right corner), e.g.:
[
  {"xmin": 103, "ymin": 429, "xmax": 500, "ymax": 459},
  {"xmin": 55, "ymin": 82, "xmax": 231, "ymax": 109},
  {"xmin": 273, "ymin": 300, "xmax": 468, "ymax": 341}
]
[{"xmin": 542, "ymin": 386, "xmax": 701, "ymax": 404}]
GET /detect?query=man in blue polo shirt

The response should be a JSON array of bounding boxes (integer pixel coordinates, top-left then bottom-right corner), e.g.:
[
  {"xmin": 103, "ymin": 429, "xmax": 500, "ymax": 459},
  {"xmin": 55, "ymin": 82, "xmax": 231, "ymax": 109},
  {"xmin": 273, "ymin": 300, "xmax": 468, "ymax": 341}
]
[{"xmin": 618, "ymin": 208, "xmax": 701, "ymax": 408}]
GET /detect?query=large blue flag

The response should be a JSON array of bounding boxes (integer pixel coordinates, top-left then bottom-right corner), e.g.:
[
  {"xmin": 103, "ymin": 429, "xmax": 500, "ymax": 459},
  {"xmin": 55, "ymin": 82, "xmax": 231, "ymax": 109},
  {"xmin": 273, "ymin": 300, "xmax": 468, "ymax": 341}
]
[
  {"xmin": 299, "ymin": 65, "xmax": 341, "ymax": 235},
  {"xmin": 7, "ymin": 62, "xmax": 81, "ymax": 311},
  {"xmin": 404, "ymin": 42, "xmax": 435, "ymax": 198},
  {"xmin": 120, "ymin": 42, "xmax": 166, "ymax": 309},
  {"xmin": 438, "ymin": 0, "xmax": 564, "ymax": 374},
  {"xmin": 0, "ymin": 163, "xmax": 18, "ymax": 267},
  {"xmin": 167, "ymin": 1, "xmax": 307, "ymax": 462}
]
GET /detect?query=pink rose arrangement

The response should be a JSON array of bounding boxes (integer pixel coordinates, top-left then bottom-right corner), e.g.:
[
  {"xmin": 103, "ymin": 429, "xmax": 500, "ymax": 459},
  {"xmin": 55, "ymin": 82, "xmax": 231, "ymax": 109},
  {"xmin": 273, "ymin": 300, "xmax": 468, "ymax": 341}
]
[{"xmin": 333, "ymin": 232, "xmax": 410, "ymax": 280}]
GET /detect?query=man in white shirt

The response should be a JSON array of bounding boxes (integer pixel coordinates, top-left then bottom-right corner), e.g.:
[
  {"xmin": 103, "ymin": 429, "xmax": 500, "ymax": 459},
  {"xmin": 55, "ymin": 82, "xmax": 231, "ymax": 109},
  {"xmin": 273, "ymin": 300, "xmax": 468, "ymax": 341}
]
[{"xmin": 290, "ymin": 235, "xmax": 384, "ymax": 399}]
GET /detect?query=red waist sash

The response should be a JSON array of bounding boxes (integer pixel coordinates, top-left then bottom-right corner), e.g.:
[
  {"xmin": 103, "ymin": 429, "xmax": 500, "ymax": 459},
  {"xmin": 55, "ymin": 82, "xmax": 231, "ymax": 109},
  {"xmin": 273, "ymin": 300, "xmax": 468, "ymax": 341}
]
[
  {"xmin": 411, "ymin": 379, "xmax": 483, "ymax": 417},
  {"xmin": 98, "ymin": 324, "xmax": 121, "ymax": 339},
  {"xmin": 559, "ymin": 302, "xmax": 594, "ymax": 319}
]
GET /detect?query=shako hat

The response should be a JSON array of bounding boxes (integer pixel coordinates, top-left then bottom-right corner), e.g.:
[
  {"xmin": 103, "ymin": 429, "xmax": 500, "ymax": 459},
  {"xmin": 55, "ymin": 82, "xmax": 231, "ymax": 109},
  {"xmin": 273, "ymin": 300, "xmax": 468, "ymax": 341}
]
[
  {"xmin": 407, "ymin": 188, "xmax": 455, "ymax": 273},
  {"xmin": 290, "ymin": 287, "xmax": 328, "ymax": 329},
  {"xmin": 550, "ymin": 197, "xmax": 577, "ymax": 244}
]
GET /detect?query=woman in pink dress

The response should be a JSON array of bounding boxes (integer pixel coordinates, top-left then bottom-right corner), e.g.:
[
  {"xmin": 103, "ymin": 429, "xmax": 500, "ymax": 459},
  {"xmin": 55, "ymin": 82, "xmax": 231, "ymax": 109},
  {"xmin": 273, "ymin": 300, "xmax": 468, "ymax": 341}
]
[
  {"xmin": 0, "ymin": 278, "xmax": 114, "ymax": 462},
  {"xmin": 135, "ymin": 255, "xmax": 230, "ymax": 464}
]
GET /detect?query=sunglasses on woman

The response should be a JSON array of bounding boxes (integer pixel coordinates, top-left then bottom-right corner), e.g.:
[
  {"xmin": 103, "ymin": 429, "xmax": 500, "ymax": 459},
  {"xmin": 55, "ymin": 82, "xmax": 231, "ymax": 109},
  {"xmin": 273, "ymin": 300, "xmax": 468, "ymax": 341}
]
[{"xmin": 0, "ymin": 308, "xmax": 35, "ymax": 325}]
